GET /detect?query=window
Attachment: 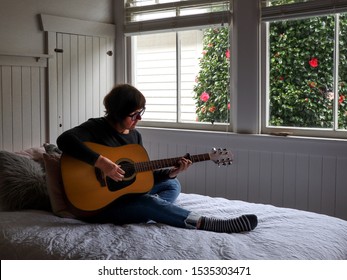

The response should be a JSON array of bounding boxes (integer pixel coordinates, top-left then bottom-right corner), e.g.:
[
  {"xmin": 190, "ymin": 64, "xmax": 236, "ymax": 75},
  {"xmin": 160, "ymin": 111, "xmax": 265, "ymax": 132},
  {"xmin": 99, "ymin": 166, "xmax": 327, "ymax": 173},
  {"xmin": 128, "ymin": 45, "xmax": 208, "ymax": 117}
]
[
  {"xmin": 262, "ymin": 0, "xmax": 347, "ymax": 138},
  {"xmin": 124, "ymin": 0, "xmax": 231, "ymax": 130}
]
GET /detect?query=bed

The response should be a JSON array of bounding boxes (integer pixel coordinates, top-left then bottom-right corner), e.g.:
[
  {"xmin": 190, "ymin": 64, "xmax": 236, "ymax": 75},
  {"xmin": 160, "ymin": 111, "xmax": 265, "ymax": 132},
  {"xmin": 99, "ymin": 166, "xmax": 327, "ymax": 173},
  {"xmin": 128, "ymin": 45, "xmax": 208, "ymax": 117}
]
[{"xmin": 1, "ymin": 147, "xmax": 347, "ymax": 260}]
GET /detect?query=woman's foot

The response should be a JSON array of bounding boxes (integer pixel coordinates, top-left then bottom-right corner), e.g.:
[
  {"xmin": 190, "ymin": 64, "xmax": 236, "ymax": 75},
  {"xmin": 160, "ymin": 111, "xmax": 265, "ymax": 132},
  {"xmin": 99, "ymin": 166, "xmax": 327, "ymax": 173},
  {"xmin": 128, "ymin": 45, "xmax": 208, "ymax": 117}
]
[{"xmin": 198, "ymin": 214, "xmax": 258, "ymax": 233}]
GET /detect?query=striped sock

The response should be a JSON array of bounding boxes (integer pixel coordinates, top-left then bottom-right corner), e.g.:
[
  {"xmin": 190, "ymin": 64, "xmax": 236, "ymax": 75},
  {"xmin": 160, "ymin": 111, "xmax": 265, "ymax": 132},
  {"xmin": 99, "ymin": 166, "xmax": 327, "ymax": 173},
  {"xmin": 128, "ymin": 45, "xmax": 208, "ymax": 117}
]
[{"xmin": 198, "ymin": 214, "xmax": 258, "ymax": 233}]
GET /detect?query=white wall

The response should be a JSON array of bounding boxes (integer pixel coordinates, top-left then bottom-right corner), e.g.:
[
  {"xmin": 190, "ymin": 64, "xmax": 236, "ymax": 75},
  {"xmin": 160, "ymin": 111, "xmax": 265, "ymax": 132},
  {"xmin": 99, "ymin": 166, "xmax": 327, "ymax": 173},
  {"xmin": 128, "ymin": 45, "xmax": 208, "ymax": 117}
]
[{"xmin": 0, "ymin": 0, "xmax": 113, "ymax": 54}]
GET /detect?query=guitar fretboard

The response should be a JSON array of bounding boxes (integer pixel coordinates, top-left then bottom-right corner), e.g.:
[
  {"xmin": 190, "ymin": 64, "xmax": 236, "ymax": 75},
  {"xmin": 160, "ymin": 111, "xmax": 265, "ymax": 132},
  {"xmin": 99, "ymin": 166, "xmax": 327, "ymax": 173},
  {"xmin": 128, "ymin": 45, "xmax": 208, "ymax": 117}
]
[{"xmin": 134, "ymin": 153, "xmax": 211, "ymax": 172}]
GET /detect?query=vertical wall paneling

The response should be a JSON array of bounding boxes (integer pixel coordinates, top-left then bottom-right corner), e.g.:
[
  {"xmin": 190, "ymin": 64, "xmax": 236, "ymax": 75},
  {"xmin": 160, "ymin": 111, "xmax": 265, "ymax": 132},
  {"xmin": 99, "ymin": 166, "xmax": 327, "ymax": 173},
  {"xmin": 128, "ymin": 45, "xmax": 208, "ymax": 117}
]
[
  {"xmin": 138, "ymin": 128, "xmax": 347, "ymax": 220},
  {"xmin": 21, "ymin": 67, "xmax": 31, "ymax": 149},
  {"xmin": 283, "ymin": 153, "xmax": 297, "ymax": 209},
  {"xmin": 271, "ymin": 152, "xmax": 284, "ymax": 207},
  {"xmin": 12, "ymin": 67, "xmax": 22, "ymax": 151},
  {"xmin": 1, "ymin": 67, "xmax": 12, "ymax": 151},
  {"xmin": 99, "ymin": 37, "xmax": 107, "ymax": 115},
  {"xmin": 235, "ymin": 149, "xmax": 250, "ymax": 201},
  {"xmin": 336, "ymin": 158, "xmax": 347, "ymax": 218},
  {"xmin": 258, "ymin": 151, "xmax": 272, "ymax": 204},
  {"xmin": 321, "ymin": 156, "xmax": 336, "ymax": 217},
  {"xmin": 248, "ymin": 150, "xmax": 261, "ymax": 203},
  {"xmin": 308, "ymin": 155, "xmax": 323, "ymax": 214},
  {"xmin": 78, "ymin": 35, "xmax": 86, "ymax": 123},
  {"xmin": 226, "ymin": 157, "xmax": 238, "ymax": 201},
  {"xmin": 62, "ymin": 33, "xmax": 71, "ymax": 132},
  {"xmin": 295, "ymin": 154, "xmax": 309, "ymax": 211},
  {"xmin": 92, "ymin": 37, "xmax": 100, "ymax": 117},
  {"xmin": 85, "ymin": 36, "xmax": 93, "ymax": 120},
  {"xmin": 0, "ymin": 54, "xmax": 48, "ymax": 151},
  {"xmin": 70, "ymin": 34, "xmax": 79, "ymax": 128}
]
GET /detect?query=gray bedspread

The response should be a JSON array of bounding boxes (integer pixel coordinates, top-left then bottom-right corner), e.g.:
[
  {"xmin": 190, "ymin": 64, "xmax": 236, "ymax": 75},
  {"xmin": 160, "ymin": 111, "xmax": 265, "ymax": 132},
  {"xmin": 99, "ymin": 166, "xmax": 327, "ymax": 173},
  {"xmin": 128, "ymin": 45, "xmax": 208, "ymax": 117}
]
[{"xmin": 1, "ymin": 193, "xmax": 347, "ymax": 260}]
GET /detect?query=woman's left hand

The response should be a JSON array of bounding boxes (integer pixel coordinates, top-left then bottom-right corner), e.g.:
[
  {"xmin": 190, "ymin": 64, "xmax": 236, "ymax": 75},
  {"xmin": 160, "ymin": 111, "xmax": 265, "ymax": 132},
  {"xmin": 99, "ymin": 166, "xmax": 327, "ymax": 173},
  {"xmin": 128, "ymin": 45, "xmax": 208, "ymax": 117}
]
[{"xmin": 169, "ymin": 157, "xmax": 192, "ymax": 178}]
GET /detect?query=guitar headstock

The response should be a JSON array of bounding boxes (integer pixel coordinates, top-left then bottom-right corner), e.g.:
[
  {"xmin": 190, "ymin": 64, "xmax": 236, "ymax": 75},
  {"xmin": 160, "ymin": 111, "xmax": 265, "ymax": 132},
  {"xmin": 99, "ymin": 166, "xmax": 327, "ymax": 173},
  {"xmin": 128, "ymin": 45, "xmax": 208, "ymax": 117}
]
[{"xmin": 209, "ymin": 148, "xmax": 233, "ymax": 166}]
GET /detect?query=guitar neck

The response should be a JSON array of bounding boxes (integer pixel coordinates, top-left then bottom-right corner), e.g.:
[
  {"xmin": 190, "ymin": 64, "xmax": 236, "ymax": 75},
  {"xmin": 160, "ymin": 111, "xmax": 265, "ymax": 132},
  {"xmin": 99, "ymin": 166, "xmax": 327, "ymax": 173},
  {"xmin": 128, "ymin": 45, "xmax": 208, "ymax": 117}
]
[{"xmin": 135, "ymin": 153, "xmax": 210, "ymax": 172}]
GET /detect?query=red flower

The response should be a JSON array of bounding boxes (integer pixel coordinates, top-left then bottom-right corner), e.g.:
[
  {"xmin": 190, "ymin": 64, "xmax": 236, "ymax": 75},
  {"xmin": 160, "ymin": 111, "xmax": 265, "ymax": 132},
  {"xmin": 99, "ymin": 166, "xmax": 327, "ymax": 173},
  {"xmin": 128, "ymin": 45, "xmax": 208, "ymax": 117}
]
[
  {"xmin": 200, "ymin": 92, "xmax": 210, "ymax": 102},
  {"xmin": 227, "ymin": 103, "xmax": 230, "ymax": 110},
  {"xmin": 225, "ymin": 49, "xmax": 230, "ymax": 59},
  {"xmin": 339, "ymin": 95, "xmax": 345, "ymax": 105},
  {"xmin": 309, "ymin": 58, "xmax": 319, "ymax": 68}
]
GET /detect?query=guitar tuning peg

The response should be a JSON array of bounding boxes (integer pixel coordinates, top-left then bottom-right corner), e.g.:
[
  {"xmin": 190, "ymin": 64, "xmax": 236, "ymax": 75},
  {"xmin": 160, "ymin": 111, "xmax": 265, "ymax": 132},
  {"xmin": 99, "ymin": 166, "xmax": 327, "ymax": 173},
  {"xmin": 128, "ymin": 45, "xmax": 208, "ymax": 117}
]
[{"xmin": 212, "ymin": 147, "xmax": 217, "ymax": 154}]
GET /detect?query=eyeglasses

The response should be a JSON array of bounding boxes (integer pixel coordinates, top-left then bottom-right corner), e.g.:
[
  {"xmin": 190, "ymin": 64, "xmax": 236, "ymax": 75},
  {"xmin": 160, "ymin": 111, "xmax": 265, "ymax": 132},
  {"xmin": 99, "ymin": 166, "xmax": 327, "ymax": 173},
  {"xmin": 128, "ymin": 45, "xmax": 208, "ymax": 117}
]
[{"xmin": 128, "ymin": 108, "xmax": 145, "ymax": 121}]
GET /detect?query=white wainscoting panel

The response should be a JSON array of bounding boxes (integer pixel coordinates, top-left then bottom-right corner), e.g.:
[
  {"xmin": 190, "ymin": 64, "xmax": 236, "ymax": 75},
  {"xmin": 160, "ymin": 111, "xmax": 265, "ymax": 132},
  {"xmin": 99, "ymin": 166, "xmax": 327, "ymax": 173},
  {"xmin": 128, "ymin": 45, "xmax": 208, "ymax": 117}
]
[
  {"xmin": 139, "ymin": 127, "xmax": 347, "ymax": 221},
  {"xmin": 0, "ymin": 55, "xmax": 47, "ymax": 151}
]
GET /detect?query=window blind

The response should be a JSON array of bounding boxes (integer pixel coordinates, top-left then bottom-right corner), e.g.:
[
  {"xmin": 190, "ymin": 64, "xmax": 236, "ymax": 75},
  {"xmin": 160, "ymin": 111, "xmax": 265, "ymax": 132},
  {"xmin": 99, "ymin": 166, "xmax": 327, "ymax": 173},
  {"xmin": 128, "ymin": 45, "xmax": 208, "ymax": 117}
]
[
  {"xmin": 262, "ymin": 0, "xmax": 347, "ymax": 21},
  {"xmin": 124, "ymin": 0, "xmax": 231, "ymax": 35}
]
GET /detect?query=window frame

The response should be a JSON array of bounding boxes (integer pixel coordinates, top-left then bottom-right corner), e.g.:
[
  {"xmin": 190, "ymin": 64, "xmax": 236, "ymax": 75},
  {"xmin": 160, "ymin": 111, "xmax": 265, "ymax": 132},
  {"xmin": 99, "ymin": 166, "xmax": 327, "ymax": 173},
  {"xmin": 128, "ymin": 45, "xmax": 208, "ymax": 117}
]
[
  {"xmin": 261, "ymin": 0, "xmax": 347, "ymax": 139},
  {"xmin": 123, "ymin": 0, "xmax": 233, "ymax": 132},
  {"xmin": 126, "ymin": 26, "xmax": 233, "ymax": 132}
]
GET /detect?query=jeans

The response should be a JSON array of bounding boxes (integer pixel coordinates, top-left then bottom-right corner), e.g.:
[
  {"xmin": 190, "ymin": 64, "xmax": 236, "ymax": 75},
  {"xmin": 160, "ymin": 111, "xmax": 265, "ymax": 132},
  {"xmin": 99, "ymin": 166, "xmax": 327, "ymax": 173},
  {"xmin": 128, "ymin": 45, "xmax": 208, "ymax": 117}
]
[{"xmin": 88, "ymin": 178, "xmax": 198, "ymax": 228}]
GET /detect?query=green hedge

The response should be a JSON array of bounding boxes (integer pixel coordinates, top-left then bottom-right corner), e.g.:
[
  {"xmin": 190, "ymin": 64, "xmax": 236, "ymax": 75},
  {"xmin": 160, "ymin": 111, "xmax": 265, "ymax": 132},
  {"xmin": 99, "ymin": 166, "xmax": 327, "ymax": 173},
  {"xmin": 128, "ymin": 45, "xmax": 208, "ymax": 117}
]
[
  {"xmin": 270, "ymin": 15, "xmax": 347, "ymax": 129},
  {"xmin": 193, "ymin": 15, "xmax": 347, "ymax": 129},
  {"xmin": 193, "ymin": 27, "xmax": 230, "ymax": 124}
]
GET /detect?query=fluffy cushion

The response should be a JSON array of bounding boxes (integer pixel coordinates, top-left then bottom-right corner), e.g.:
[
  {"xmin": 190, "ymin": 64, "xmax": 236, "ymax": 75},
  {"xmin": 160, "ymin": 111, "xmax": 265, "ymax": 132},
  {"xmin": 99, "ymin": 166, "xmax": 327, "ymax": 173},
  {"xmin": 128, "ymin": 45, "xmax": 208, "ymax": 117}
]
[
  {"xmin": 15, "ymin": 147, "xmax": 46, "ymax": 168},
  {"xmin": 0, "ymin": 151, "xmax": 51, "ymax": 211}
]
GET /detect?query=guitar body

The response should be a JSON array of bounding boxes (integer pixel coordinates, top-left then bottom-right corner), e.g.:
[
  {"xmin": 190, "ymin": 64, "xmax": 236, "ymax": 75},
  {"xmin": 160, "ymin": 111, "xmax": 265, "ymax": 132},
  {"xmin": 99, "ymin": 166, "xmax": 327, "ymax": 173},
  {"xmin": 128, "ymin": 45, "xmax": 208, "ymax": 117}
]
[{"xmin": 61, "ymin": 142, "xmax": 154, "ymax": 211}]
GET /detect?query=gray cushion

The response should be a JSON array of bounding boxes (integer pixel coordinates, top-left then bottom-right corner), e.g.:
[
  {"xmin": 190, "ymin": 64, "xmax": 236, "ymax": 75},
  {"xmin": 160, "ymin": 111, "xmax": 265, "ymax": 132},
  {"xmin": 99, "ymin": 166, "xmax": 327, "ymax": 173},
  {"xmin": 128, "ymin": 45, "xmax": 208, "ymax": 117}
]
[{"xmin": 0, "ymin": 151, "xmax": 51, "ymax": 211}]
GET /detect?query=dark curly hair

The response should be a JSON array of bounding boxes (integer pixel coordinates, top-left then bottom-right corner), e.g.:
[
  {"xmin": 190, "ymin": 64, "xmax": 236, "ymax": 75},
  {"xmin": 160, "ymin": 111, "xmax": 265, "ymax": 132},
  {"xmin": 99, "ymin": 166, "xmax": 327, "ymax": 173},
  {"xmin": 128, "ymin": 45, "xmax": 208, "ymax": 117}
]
[{"xmin": 103, "ymin": 84, "xmax": 146, "ymax": 122}]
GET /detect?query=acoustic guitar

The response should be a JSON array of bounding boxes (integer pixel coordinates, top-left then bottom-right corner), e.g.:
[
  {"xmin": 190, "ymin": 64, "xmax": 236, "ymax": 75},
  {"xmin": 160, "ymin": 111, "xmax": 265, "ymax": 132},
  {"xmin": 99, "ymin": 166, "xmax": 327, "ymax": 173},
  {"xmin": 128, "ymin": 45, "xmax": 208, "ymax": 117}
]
[{"xmin": 61, "ymin": 142, "xmax": 233, "ymax": 211}]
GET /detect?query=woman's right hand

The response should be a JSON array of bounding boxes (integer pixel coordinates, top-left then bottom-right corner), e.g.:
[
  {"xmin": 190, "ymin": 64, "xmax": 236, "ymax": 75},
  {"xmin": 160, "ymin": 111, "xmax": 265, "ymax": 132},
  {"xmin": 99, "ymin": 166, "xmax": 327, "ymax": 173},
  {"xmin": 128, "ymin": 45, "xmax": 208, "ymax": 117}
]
[{"xmin": 94, "ymin": 155, "xmax": 125, "ymax": 182}]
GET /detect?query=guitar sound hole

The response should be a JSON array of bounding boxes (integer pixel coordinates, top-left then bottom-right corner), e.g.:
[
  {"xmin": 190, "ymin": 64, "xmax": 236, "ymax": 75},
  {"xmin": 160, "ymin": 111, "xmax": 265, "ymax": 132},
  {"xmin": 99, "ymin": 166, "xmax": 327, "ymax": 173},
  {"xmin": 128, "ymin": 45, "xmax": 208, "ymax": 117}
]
[
  {"xmin": 120, "ymin": 161, "xmax": 136, "ymax": 179},
  {"xmin": 107, "ymin": 160, "xmax": 136, "ymax": 191}
]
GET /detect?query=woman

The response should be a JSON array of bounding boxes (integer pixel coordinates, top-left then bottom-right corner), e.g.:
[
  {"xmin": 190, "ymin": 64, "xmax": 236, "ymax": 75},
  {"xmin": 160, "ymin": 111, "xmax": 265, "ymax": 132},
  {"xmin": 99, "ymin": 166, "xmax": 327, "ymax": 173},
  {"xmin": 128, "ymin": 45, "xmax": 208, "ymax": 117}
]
[{"xmin": 57, "ymin": 84, "xmax": 258, "ymax": 233}]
